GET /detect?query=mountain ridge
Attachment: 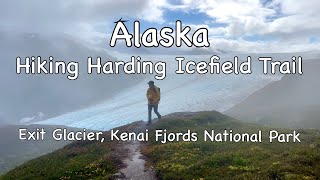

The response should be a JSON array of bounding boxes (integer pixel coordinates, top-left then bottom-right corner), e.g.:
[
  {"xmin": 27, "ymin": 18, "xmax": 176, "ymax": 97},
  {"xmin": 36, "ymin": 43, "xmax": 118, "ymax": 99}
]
[{"xmin": 2, "ymin": 111, "xmax": 320, "ymax": 179}]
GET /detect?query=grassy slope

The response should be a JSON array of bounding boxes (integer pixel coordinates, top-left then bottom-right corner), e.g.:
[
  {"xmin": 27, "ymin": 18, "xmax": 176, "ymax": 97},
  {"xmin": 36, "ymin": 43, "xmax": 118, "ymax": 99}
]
[
  {"xmin": 142, "ymin": 111, "xmax": 320, "ymax": 179},
  {"xmin": 0, "ymin": 122, "xmax": 143, "ymax": 180},
  {"xmin": 2, "ymin": 111, "xmax": 320, "ymax": 179},
  {"xmin": 0, "ymin": 125, "xmax": 77, "ymax": 175}
]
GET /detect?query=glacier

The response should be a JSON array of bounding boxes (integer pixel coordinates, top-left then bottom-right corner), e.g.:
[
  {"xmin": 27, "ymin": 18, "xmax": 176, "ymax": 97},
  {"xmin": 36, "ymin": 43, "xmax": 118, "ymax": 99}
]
[{"xmin": 34, "ymin": 54, "xmax": 281, "ymax": 131}]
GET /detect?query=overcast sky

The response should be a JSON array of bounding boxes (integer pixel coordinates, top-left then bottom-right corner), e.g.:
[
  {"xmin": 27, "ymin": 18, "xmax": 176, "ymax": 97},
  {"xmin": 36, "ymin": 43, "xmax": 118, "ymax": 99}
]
[{"xmin": 1, "ymin": 0, "xmax": 320, "ymax": 53}]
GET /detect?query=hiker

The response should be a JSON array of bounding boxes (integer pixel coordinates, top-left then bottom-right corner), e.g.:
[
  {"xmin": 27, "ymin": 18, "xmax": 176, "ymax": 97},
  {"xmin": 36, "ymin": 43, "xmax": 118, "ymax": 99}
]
[{"xmin": 146, "ymin": 81, "xmax": 161, "ymax": 125}]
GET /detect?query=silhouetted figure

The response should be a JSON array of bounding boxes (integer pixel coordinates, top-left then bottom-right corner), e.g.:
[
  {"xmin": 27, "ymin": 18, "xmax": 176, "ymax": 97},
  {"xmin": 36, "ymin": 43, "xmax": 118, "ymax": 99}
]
[{"xmin": 146, "ymin": 81, "xmax": 161, "ymax": 125}]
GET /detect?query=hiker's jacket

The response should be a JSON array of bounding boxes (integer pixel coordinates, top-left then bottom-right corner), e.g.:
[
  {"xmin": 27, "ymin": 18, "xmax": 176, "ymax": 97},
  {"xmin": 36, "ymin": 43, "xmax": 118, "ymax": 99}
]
[{"xmin": 147, "ymin": 86, "xmax": 160, "ymax": 105}]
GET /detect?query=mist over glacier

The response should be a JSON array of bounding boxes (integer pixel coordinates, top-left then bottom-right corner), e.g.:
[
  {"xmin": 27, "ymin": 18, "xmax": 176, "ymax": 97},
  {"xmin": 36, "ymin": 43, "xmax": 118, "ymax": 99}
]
[{"xmin": 34, "ymin": 54, "xmax": 281, "ymax": 131}]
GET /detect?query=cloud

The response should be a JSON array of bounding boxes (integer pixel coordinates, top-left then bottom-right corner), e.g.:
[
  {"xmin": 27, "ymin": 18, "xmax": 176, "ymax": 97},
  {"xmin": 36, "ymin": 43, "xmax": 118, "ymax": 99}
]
[
  {"xmin": 1, "ymin": 0, "xmax": 319, "ymax": 53},
  {"xmin": 0, "ymin": 0, "xmax": 170, "ymax": 48},
  {"xmin": 177, "ymin": 0, "xmax": 273, "ymax": 36},
  {"xmin": 0, "ymin": 0, "xmax": 166, "ymax": 33},
  {"xmin": 177, "ymin": 0, "xmax": 320, "ymax": 37},
  {"xmin": 171, "ymin": 0, "xmax": 320, "ymax": 52},
  {"xmin": 138, "ymin": 0, "xmax": 168, "ymax": 23}
]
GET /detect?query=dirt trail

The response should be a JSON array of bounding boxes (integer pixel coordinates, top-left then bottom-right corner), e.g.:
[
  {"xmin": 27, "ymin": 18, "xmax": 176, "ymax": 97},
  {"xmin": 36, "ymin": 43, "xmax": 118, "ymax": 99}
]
[
  {"xmin": 112, "ymin": 113, "xmax": 199, "ymax": 180},
  {"xmin": 112, "ymin": 122, "xmax": 157, "ymax": 180}
]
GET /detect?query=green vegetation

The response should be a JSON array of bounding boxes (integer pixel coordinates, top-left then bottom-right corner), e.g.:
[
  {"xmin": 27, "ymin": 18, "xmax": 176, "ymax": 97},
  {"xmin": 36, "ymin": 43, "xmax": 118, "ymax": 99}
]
[
  {"xmin": 0, "ymin": 131, "xmax": 123, "ymax": 180},
  {"xmin": 2, "ymin": 112, "xmax": 320, "ymax": 179},
  {"xmin": 142, "ymin": 111, "xmax": 320, "ymax": 179},
  {"xmin": 0, "ymin": 125, "xmax": 76, "ymax": 175}
]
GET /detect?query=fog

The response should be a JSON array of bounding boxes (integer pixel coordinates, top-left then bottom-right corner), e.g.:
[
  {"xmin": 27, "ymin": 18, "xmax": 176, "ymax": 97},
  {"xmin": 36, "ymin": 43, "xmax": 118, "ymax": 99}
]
[
  {"xmin": 1, "ymin": 29, "xmax": 319, "ymax": 129},
  {"xmin": 226, "ymin": 59, "xmax": 320, "ymax": 128},
  {"xmin": 0, "ymin": 31, "xmax": 145, "ymax": 125}
]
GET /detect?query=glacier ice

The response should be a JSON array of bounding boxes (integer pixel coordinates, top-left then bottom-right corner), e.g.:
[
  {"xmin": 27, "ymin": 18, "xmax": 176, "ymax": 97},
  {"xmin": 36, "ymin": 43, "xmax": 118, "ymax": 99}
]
[{"xmin": 35, "ymin": 54, "xmax": 281, "ymax": 131}]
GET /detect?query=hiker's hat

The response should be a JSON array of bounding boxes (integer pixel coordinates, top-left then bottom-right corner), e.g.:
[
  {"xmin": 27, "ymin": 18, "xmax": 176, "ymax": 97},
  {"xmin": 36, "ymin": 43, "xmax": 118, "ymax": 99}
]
[{"xmin": 148, "ymin": 80, "xmax": 154, "ymax": 85}]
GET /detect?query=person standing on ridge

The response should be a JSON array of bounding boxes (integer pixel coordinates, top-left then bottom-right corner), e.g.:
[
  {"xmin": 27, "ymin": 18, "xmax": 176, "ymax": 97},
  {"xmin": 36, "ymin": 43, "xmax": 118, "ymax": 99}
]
[{"xmin": 146, "ymin": 80, "xmax": 161, "ymax": 125}]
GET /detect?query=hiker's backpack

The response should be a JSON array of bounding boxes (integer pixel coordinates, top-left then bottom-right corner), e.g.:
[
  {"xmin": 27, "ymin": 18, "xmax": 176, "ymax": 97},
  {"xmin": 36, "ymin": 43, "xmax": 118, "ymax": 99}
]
[{"xmin": 158, "ymin": 87, "xmax": 161, "ymax": 101}]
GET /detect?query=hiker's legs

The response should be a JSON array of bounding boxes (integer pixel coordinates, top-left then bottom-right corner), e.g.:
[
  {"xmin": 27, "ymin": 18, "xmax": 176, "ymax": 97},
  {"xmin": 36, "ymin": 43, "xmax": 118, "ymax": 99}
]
[
  {"xmin": 153, "ymin": 104, "xmax": 161, "ymax": 120},
  {"xmin": 148, "ymin": 104, "xmax": 152, "ymax": 123}
]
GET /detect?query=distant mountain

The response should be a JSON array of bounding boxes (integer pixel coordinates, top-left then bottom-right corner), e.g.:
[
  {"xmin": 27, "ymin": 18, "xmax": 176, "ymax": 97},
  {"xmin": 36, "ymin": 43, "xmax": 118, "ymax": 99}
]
[
  {"xmin": 0, "ymin": 31, "xmax": 145, "ymax": 124},
  {"xmin": 225, "ymin": 60, "xmax": 320, "ymax": 128}
]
